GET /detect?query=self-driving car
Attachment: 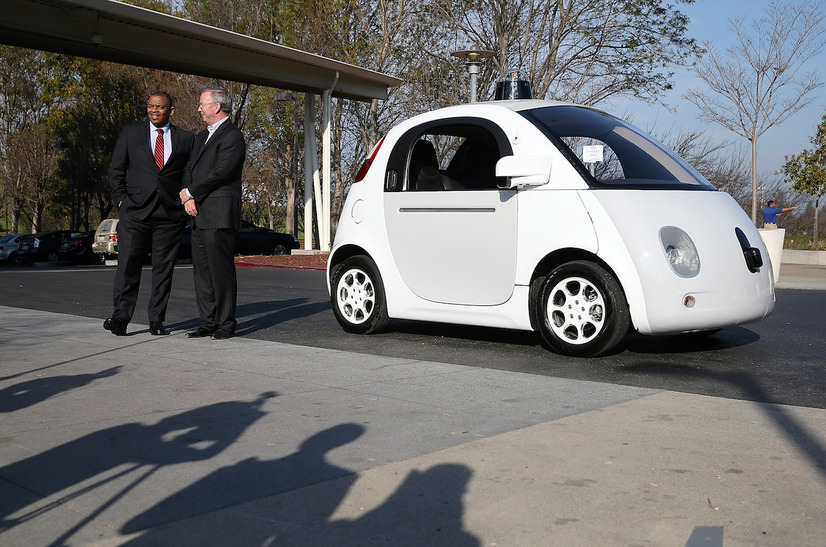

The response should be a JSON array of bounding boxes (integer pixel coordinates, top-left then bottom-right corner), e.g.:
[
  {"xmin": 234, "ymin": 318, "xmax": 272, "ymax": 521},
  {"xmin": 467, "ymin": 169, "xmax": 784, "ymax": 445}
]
[{"xmin": 326, "ymin": 99, "xmax": 775, "ymax": 357}]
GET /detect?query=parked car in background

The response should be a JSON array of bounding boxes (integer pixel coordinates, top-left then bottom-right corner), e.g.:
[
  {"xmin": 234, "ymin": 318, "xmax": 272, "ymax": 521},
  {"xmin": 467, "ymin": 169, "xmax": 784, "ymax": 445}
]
[
  {"xmin": 15, "ymin": 230, "xmax": 74, "ymax": 265},
  {"xmin": 234, "ymin": 220, "xmax": 300, "ymax": 256},
  {"xmin": 178, "ymin": 220, "xmax": 300, "ymax": 259},
  {"xmin": 92, "ymin": 218, "xmax": 119, "ymax": 258},
  {"xmin": 59, "ymin": 232, "xmax": 103, "ymax": 264},
  {"xmin": 0, "ymin": 233, "xmax": 25, "ymax": 265}
]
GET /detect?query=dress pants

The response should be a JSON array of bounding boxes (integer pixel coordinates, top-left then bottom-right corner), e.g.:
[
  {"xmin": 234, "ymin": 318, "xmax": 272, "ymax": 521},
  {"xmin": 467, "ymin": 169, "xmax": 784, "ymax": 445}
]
[
  {"xmin": 191, "ymin": 225, "xmax": 237, "ymax": 333},
  {"xmin": 112, "ymin": 204, "xmax": 186, "ymax": 324}
]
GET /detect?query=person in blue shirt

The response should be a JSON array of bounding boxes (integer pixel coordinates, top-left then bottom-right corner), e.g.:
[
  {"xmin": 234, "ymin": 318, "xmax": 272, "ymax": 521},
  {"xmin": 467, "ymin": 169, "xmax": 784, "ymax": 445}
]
[{"xmin": 762, "ymin": 200, "xmax": 797, "ymax": 228}]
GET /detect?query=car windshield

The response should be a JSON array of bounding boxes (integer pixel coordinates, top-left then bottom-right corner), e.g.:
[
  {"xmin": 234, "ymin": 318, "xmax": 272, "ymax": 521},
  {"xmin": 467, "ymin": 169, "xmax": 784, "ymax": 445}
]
[{"xmin": 522, "ymin": 106, "xmax": 716, "ymax": 190}]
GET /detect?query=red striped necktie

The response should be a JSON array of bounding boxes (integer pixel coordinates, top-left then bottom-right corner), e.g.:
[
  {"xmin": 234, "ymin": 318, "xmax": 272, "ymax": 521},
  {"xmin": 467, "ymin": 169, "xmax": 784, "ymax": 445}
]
[{"xmin": 154, "ymin": 128, "xmax": 164, "ymax": 170}]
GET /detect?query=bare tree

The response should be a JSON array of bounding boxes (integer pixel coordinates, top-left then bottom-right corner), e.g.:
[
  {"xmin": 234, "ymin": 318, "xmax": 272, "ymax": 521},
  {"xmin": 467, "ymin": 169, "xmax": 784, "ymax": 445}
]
[
  {"xmin": 437, "ymin": 0, "xmax": 702, "ymax": 105},
  {"xmin": 0, "ymin": 45, "xmax": 51, "ymax": 232},
  {"xmin": 684, "ymin": 1, "xmax": 826, "ymax": 225},
  {"xmin": 4, "ymin": 124, "xmax": 64, "ymax": 232},
  {"xmin": 0, "ymin": 139, "xmax": 26, "ymax": 233}
]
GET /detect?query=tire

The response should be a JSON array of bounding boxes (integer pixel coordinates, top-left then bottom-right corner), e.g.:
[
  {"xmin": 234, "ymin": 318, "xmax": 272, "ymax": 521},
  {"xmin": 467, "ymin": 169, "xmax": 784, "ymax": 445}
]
[
  {"xmin": 46, "ymin": 251, "xmax": 59, "ymax": 265},
  {"xmin": 535, "ymin": 260, "xmax": 629, "ymax": 357},
  {"xmin": 9, "ymin": 252, "xmax": 22, "ymax": 266},
  {"xmin": 330, "ymin": 255, "xmax": 391, "ymax": 334},
  {"xmin": 273, "ymin": 243, "xmax": 288, "ymax": 255}
]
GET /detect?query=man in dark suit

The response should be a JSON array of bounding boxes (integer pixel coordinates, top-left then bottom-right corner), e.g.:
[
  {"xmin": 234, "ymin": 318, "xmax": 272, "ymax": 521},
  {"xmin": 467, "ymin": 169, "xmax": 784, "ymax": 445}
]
[
  {"xmin": 104, "ymin": 92, "xmax": 195, "ymax": 336},
  {"xmin": 179, "ymin": 87, "xmax": 246, "ymax": 340}
]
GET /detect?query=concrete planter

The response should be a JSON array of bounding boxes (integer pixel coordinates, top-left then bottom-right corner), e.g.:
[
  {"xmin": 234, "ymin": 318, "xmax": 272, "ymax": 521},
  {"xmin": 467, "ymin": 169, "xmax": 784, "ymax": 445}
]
[{"xmin": 758, "ymin": 228, "xmax": 785, "ymax": 283}]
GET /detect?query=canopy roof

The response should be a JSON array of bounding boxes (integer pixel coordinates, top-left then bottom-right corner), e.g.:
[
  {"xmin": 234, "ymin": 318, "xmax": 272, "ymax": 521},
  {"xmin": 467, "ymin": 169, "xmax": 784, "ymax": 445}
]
[{"xmin": 0, "ymin": 0, "xmax": 402, "ymax": 101}]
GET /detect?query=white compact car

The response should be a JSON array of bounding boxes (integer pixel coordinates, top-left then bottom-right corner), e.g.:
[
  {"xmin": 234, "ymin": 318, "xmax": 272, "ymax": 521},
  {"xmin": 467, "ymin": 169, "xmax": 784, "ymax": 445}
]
[
  {"xmin": 92, "ymin": 218, "xmax": 119, "ymax": 258},
  {"xmin": 326, "ymin": 100, "xmax": 775, "ymax": 357}
]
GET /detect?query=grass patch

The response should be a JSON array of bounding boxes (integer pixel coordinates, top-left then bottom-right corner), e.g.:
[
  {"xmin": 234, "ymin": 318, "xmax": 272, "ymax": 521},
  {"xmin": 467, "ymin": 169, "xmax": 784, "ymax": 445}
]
[{"xmin": 785, "ymin": 231, "xmax": 826, "ymax": 251}]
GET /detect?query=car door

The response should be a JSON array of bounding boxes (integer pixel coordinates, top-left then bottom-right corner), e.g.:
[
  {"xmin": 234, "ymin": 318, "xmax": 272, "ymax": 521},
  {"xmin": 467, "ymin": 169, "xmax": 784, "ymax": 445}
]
[{"xmin": 383, "ymin": 119, "xmax": 517, "ymax": 306}]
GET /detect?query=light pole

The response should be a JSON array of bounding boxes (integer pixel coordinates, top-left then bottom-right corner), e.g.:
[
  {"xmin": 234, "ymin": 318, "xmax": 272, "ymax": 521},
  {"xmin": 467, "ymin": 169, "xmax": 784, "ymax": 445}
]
[{"xmin": 451, "ymin": 44, "xmax": 495, "ymax": 103}]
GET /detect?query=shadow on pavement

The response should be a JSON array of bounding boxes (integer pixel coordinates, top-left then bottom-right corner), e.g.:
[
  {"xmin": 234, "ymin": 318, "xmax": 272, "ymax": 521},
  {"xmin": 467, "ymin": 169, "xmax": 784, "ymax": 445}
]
[
  {"xmin": 0, "ymin": 367, "xmax": 120, "ymax": 413},
  {"xmin": 622, "ymin": 326, "xmax": 761, "ymax": 354},
  {"xmin": 0, "ymin": 392, "xmax": 277, "ymax": 542},
  {"xmin": 121, "ymin": 423, "xmax": 478, "ymax": 546}
]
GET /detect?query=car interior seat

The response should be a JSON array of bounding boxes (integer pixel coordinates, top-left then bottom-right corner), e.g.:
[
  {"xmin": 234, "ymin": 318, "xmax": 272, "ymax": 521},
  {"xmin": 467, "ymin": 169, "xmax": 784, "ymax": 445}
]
[
  {"xmin": 409, "ymin": 140, "xmax": 443, "ymax": 190},
  {"xmin": 447, "ymin": 139, "xmax": 498, "ymax": 189}
]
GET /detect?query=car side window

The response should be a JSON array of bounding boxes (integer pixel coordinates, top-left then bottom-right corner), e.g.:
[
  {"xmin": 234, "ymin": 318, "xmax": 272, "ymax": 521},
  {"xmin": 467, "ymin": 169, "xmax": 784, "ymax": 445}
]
[
  {"xmin": 408, "ymin": 129, "xmax": 503, "ymax": 191},
  {"xmin": 384, "ymin": 119, "xmax": 512, "ymax": 192}
]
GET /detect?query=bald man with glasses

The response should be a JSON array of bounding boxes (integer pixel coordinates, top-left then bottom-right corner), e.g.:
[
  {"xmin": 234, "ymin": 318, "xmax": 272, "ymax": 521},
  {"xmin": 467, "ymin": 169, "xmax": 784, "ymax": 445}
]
[{"xmin": 179, "ymin": 87, "xmax": 246, "ymax": 340}]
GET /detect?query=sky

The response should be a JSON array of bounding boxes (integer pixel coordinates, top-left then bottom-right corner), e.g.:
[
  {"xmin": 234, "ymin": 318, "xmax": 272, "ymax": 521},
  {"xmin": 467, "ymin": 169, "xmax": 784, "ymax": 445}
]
[{"xmin": 610, "ymin": 0, "xmax": 826, "ymax": 182}]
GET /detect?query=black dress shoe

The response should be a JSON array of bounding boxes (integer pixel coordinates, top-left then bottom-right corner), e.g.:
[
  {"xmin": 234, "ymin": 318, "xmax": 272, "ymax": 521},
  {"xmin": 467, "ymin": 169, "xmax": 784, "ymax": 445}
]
[
  {"xmin": 149, "ymin": 321, "xmax": 170, "ymax": 336},
  {"xmin": 211, "ymin": 329, "xmax": 234, "ymax": 340},
  {"xmin": 186, "ymin": 326, "xmax": 217, "ymax": 338},
  {"xmin": 103, "ymin": 317, "xmax": 127, "ymax": 336}
]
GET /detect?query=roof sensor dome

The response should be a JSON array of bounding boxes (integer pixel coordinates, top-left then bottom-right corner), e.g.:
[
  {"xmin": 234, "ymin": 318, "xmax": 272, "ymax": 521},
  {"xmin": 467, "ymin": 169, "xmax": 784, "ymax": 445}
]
[{"xmin": 494, "ymin": 69, "xmax": 532, "ymax": 100}]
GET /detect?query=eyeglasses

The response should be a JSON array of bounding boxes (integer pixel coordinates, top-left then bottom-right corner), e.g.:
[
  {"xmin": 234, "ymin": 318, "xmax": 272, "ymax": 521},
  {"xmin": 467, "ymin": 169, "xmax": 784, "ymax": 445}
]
[{"xmin": 198, "ymin": 101, "xmax": 218, "ymax": 109}]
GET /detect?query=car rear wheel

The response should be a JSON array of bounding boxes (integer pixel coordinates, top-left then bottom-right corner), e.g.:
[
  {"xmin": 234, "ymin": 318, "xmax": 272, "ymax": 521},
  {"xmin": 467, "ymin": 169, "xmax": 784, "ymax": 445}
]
[
  {"xmin": 535, "ymin": 260, "xmax": 629, "ymax": 357},
  {"xmin": 46, "ymin": 251, "xmax": 59, "ymax": 265},
  {"xmin": 331, "ymin": 255, "xmax": 391, "ymax": 334}
]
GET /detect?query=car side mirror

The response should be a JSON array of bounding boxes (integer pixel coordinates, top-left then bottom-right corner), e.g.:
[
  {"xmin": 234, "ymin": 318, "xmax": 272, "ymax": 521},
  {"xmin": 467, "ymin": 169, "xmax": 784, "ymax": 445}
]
[{"xmin": 495, "ymin": 155, "xmax": 553, "ymax": 188}]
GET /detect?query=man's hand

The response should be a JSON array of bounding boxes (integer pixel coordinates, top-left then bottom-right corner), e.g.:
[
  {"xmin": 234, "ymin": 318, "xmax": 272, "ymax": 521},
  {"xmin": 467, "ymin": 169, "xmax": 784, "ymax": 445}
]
[{"xmin": 180, "ymin": 188, "xmax": 197, "ymax": 216}]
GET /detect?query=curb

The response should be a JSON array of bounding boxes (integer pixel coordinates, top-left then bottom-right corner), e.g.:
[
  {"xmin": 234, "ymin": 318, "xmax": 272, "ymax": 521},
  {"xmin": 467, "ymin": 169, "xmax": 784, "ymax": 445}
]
[{"xmin": 234, "ymin": 261, "xmax": 326, "ymax": 271}]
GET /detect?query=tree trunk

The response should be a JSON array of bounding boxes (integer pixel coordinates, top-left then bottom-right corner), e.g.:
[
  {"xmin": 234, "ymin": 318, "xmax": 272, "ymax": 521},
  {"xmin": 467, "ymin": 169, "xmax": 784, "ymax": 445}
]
[
  {"xmin": 330, "ymin": 101, "xmax": 345, "ymax": 239},
  {"xmin": 11, "ymin": 200, "xmax": 22, "ymax": 233},
  {"xmin": 32, "ymin": 202, "xmax": 43, "ymax": 233},
  {"xmin": 285, "ymin": 96, "xmax": 301, "ymax": 236},
  {"xmin": 751, "ymin": 138, "xmax": 758, "ymax": 225}
]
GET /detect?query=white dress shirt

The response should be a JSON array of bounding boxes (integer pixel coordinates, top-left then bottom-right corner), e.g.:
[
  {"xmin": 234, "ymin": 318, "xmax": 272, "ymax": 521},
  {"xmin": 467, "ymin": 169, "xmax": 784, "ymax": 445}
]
[
  {"xmin": 150, "ymin": 123, "xmax": 172, "ymax": 165},
  {"xmin": 205, "ymin": 116, "xmax": 229, "ymax": 143}
]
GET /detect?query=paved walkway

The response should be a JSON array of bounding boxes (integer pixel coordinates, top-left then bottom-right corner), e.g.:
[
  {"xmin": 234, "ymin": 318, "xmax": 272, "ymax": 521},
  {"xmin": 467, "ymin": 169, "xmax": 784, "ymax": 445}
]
[
  {"xmin": 774, "ymin": 262, "xmax": 826, "ymax": 290},
  {"xmin": 0, "ymin": 267, "xmax": 824, "ymax": 546}
]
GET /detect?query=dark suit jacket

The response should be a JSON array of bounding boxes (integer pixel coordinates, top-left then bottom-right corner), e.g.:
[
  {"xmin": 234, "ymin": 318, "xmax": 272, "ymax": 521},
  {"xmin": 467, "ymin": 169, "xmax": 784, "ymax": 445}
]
[
  {"xmin": 183, "ymin": 119, "xmax": 246, "ymax": 230},
  {"xmin": 109, "ymin": 121, "xmax": 195, "ymax": 222}
]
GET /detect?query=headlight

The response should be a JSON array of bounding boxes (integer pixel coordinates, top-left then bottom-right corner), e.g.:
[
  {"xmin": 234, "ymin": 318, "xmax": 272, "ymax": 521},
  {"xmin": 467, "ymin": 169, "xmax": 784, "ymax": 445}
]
[{"xmin": 660, "ymin": 226, "xmax": 700, "ymax": 278}]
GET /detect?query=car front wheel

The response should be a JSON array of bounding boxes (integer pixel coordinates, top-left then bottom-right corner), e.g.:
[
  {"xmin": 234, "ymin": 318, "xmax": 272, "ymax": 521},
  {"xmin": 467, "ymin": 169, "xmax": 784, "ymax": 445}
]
[
  {"xmin": 273, "ymin": 243, "xmax": 288, "ymax": 255},
  {"xmin": 330, "ymin": 255, "xmax": 391, "ymax": 334},
  {"xmin": 535, "ymin": 261, "xmax": 629, "ymax": 357}
]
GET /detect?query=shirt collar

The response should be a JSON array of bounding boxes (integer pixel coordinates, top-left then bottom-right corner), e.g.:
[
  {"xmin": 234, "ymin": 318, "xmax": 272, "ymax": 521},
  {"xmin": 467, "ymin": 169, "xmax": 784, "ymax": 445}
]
[
  {"xmin": 207, "ymin": 116, "xmax": 229, "ymax": 135},
  {"xmin": 152, "ymin": 122, "xmax": 171, "ymax": 134}
]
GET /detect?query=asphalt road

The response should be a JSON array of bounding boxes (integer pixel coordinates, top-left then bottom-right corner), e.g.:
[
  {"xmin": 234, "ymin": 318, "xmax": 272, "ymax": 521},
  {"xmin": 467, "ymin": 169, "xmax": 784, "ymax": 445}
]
[{"xmin": 2, "ymin": 263, "xmax": 825, "ymax": 409}]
